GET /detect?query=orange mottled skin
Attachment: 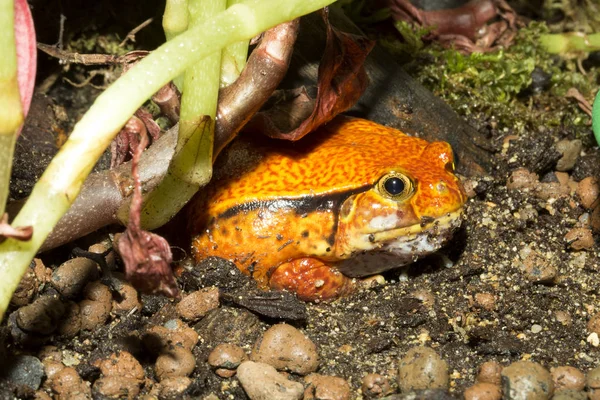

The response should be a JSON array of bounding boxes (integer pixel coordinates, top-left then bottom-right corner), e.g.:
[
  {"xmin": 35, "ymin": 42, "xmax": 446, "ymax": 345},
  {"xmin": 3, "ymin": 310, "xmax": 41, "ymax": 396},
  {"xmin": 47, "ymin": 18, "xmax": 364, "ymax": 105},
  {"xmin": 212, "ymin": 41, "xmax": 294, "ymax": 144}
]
[{"xmin": 189, "ymin": 116, "xmax": 466, "ymax": 301}]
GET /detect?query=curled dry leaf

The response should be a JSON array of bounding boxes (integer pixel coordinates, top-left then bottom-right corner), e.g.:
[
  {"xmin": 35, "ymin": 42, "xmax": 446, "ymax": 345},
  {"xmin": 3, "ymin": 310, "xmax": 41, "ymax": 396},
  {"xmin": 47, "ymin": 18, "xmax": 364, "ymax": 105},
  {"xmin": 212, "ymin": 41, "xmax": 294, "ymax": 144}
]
[
  {"xmin": 0, "ymin": 213, "xmax": 32, "ymax": 243},
  {"xmin": 247, "ymin": 8, "xmax": 374, "ymax": 141},
  {"xmin": 116, "ymin": 119, "xmax": 179, "ymax": 298}
]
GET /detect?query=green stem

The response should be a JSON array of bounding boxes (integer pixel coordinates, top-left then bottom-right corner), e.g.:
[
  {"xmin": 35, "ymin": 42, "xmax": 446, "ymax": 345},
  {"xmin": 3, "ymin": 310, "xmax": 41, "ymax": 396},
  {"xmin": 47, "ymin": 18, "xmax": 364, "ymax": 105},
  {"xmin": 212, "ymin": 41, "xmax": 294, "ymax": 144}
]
[
  {"xmin": 540, "ymin": 32, "xmax": 600, "ymax": 54},
  {"xmin": 0, "ymin": 0, "xmax": 337, "ymax": 321},
  {"xmin": 133, "ymin": 0, "xmax": 225, "ymax": 229},
  {"xmin": 0, "ymin": 0, "xmax": 23, "ymax": 217},
  {"xmin": 220, "ymin": 0, "xmax": 250, "ymax": 87},
  {"xmin": 162, "ymin": 0, "xmax": 189, "ymax": 41}
]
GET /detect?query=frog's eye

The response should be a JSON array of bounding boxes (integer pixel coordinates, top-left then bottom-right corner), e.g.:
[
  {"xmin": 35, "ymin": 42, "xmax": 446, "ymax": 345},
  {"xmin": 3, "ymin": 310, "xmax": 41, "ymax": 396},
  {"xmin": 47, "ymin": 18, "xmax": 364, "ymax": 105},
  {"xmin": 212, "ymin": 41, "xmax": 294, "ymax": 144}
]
[
  {"xmin": 377, "ymin": 172, "xmax": 414, "ymax": 201},
  {"xmin": 445, "ymin": 161, "xmax": 455, "ymax": 173}
]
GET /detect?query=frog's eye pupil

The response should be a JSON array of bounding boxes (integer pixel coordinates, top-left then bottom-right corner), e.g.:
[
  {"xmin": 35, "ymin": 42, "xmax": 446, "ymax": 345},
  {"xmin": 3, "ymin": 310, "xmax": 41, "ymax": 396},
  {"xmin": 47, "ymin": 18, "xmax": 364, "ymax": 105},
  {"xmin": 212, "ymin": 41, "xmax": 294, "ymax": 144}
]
[{"xmin": 384, "ymin": 177, "xmax": 405, "ymax": 195}]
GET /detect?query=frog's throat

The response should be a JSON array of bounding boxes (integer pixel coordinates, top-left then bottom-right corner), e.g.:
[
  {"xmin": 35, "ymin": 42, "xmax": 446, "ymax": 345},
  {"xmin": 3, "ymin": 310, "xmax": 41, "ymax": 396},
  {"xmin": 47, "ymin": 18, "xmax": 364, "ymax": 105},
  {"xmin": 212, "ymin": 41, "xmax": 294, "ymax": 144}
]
[{"xmin": 371, "ymin": 208, "xmax": 464, "ymax": 244}]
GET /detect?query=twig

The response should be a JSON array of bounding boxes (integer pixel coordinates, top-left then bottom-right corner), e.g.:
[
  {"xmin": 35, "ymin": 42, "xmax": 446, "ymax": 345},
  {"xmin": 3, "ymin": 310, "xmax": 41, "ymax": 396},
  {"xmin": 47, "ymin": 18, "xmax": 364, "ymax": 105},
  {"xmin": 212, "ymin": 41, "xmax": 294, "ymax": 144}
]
[{"xmin": 119, "ymin": 18, "xmax": 154, "ymax": 47}]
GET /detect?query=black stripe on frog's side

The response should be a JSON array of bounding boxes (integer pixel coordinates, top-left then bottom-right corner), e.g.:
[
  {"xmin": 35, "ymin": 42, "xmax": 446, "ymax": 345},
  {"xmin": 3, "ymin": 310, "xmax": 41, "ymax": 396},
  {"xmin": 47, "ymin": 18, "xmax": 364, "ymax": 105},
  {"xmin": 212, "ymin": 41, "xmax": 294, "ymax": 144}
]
[{"xmin": 217, "ymin": 185, "xmax": 372, "ymax": 245}]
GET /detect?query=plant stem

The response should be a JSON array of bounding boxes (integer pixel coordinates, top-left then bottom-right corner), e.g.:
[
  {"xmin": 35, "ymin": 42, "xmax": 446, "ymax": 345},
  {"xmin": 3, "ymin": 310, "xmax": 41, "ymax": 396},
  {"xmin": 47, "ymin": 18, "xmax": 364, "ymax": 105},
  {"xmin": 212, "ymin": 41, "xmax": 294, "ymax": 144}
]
[
  {"xmin": 0, "ymin": 0, "xmax": 23, "ymax": 217},
  {"xmin": 0, "ymin": 0, "xmax": 337, "ymax": 321},
  {"xmin": 220, "ymin": 0, "xmax": 250, "ymax": 87},
  {"xmin": 162, "ymin": 0, "xmax": 189, "ymax": 41},
  {"xmin": 133, "ymin": 0, "xmax": 225, "ymax": 229},
  {"xmin": 540, "ymin": 32, "xmax": 600, "ymax": 54}
]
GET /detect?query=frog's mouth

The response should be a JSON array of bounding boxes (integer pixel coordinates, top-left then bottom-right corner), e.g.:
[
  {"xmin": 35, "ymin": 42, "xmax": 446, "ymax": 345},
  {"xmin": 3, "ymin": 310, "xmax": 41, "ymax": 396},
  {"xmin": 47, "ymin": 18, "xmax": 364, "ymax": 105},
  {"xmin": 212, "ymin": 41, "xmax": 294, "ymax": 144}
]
[{"xmin": 337, "ymin": 209, "xmax": 464, "ymax": 277}]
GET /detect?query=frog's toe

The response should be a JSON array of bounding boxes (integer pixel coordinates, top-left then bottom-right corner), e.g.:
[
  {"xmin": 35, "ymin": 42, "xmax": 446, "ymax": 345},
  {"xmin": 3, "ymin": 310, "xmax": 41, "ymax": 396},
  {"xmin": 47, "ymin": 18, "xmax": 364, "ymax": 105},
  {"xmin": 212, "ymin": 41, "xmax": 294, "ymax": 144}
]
[{"xmin": 269, "ymin": 258, "xmax": 355, "ymax": 302}]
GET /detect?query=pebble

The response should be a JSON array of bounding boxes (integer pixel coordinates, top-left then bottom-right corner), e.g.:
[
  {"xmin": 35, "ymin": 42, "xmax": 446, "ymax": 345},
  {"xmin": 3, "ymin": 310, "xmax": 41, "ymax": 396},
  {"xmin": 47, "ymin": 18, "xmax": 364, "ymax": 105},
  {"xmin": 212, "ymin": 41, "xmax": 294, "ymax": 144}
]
[
  {"xmin": 11, "ymin": 264, "xmax": 39, "ymax": 307},
  {"xmin": 506, "ymin": 168, "xmax": 539, "ymax": 190},
  {"xmin": 564, "ymin": 228, "xmax": 594, "ymax": 250},
  {"xmin": 155, "ymin": 346, "xmax": 196, "ymax": 381},
  {"xmin": 551, "ymin": 366, "xmax": 585, "ymax": 391},
  {"xmin": 361, "ymin": 373, "xmax": 392, "ymax": 398},
  {"xmin": 16, "ymin": 294, "xmax": 65, "ymax": 335},
  {"xmin": 304, "ymin": 374, "xmax": 351, "ymax": 400},
  {"xmin": 176, "ymin": 287, "xmax": 220, "ymax": 321},
  {"xmin": 79, "ymin": 282, "xmax": 112, "ymax": 331},
  {"xmin": 410, "ymin": 289, "xmax": 435, "ymax": 309},
  {"xmin": 251, "ymin": 323, "xmax": 319, "ymax": 375},
  {"xmin": 208, "ymin": 343, "xmax": 247, "ymax": 374},
  {"xmin": 157, "ymin": 376, "xmax": 192, "ymax": 398},
  {"xmin": 398, "ymin": 346, "xmax": 449, "ymax": 391},
  {"xmin": 474, "ymin": 293, "xmax": 496, "ymax": 311},
  {"xmin": 93, "ymin": 376, "xmax": 141, "ymax": 400},
  {"xmin": 58, "ymin": 301, "xmax": 81, "ymax": 337},
  {"xmin": 464, "ymin": 382, "xmax": 502, "ymax": 400},
  {"xmin": 519, "ymin": 252, "xmax": 557, "ymax": 283},
  {"xmin": 144, "ymin": 319, "xmax": 199, "ymax": 353},
  {"xmin": 555, "ymin": 139, "xmax": 582, "ymax": 171},
  {"xmin": 95, "ymin": 351, "xmax": 144, "ymax": 380},
  {"xmin": 552, "ymin": 390, "xmax": 587, "ymax": 400},
  {"xmin": 88, "ymin": 239, "xmax": 116, "ymax": 269},
  {"xmin": 51, "ymin": 257, "xmax": 99, "ymax": 299},
  {"xmin": 576, "ymin": 177, "xmax": 600, "ymax": 209},
  {"xmin": 587, "ymin": 366, "xmax": 600, "ymax": 400},
  {"xmin": 110, "ymin": 273, "xmax": 141, "ymax": 314},
  {"xmin": 3, "ymin": 355, "xmax": 45, "ymax": 390},
  {"xmin": 50, "ymin": 366, "xmax": 92, "ymax": 400},
  {"xmin": 237, "ymin": 361, "xmax": 304, "ymax": 400},
  {"xmin": 591, "ymin": 205, "xmax": 600, "ymax": 232},
  {"xmin": 501, "ymin": 361, "xmax": 554, "ymax": 399}
]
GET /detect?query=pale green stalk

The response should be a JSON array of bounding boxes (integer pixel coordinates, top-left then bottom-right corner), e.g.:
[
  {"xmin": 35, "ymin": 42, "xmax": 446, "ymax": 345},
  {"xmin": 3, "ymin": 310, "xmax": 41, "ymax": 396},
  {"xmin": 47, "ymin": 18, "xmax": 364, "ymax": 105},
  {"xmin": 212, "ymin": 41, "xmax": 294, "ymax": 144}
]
[
  {"xmin": 163, "ymin": 0, "xmax": 189, "ymax": 41},
  {"xmin": 540, "ymin": 32, "xmax": 600, "ymax": 54},
  {"xmin": 0, "ymin": 0, "xmax": 23, "ymax": 216},
  {"xmin": 134, "ymin": 0, "xmax": 225, "ymax": 229},
  {"xmin": 220, "ymin": 0, "xmax": 250, "ymax": 87},
  {"xmin": 0, "ymin": 0, "xmax": 337, "ymax": 321}
]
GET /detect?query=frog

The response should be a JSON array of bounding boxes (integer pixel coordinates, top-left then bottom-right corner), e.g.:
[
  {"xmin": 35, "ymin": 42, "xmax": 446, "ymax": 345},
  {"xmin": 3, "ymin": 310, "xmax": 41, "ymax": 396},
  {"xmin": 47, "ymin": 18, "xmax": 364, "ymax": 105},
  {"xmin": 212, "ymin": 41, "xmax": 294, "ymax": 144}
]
[{"xmin": 188, "ymin": 116, "xmax": 466, "ymax": 301}]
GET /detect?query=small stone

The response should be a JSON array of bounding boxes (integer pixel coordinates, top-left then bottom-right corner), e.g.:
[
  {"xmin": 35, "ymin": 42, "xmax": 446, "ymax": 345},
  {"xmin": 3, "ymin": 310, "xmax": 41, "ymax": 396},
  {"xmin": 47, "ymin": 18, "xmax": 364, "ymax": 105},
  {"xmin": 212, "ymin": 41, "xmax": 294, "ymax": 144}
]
[
  {"xmin": 157, "ymin": 376, "xmax": 192, "ymax": 398},
  {"xmin": 155, "ymin": 347, "xmax": 196, "ymax": 380},
  {"xmin": 361, "ymin": 373, "xmax": 391, "ymax": 398},
  {"xmin": 398, "ymin": 346, "xmax": 449, "ymax": 391},
  {"xmin": 110, "ymin": 273, "xmax": 140, "ymax": 314},
  {"xmin": 34, "ymin": 390, "xmax": 53, "ymax": 400},
  {"xmin": 251, "ymin": 323, "xmax": 319, "ymax": 375},
  {"xmin": 477, "ymin": 361, "xmax": 503, "ymax": 385},
  {"xmin": 3, "ymin": 355, "xmax": 45, "ymax": 390},
  {"xmin": 58, "ymin": 301, "xmax": 81, "ymax": 337},
  {"xmin": 176, "ymin": 287, "xmax": 220, "ymax": 321},
  {"xmin": 11, "ymin": 264, "xmax": 39, "ymax": 307},
  {"xmin": 304, "ymin": 374, "xmax": 351, "ymax": 400},
  {"xmin": 577, "ymin": 177, "xmax": 600, "ymax": 209},
  {"xmin": 534, "ymin": 182, "xmax": 570, "ymax": 200},
  {"xmin": 93, "ymin": 376, "xmax": 142, "ymax": 400},
  {"xmin": 519, "ymin": 252, "xmax": 557, "ymax": 283},
  {"xmin": 564, "ymin": 228, "xmax": 594, "ymax": 251},
  {"xmin": 501, "ymin": 361, "xmax": 553, "ymax": 399},
  {"xmin": 95, "ymin": 351, "xmax": 144, "ymax": 380},
  {"xmin": 216, "ymin": 368, "xmax": 237, "ymax": 378},
  {"xmin": 208, "ymin": 343, "xmax": 247, "ymax": 370},
  {"xmin": 410, "ymin": 289, "xmax": 435, "ymax": 309},
  {"xmin": 507, "ymin": 168, "xmax": 539, "ymax": 190},
  {"xmin": 88, "ymin": 239, "xmax": 116, "ymax": 269},
  {"xmin": 551, "ymin": 366, "xmax": 585, "ymax": 391},
  {"xmin": 50, "ymin": 367, "xmax": 92, "ymax": 398},
  {"xmin": 16, "ymin": 295, "xmax": 65, "ymax": 335},
  {"xmin": 588, "ymin": 313, "xmax": 600, "ymax": 335},
  {"xmin": 51, "ymin": 258, "xmax": 99, "ymax": 299},
  {"xmin": 474, "ymin": 293, "xmax": 496, "ymax": 311},
  {"xmin": 591, "ymin": 205, "xmax": 600, "ymax": 233},
  {"xmin": 554, "ymin": 311, "xmax": 572, "ymax": 326},
  {"xmin": 144, "ymin": 319, "xmax": 199, "ymax": 353},
  {"xmin": 555, "ymin": 139, "xmax": 582, "ymax": 171},
  {"xmin": 237, "ymin": 361, "xmax": 303, "ymax": 400},
  {"xmin": 464, "ymin": 382, "xmax": 502, "ymax": 400},
  {"xmin": 587, "ymin": 366, "xmax": 600, "ymax": 399},
  {"xmin": 531, "ymin": 324, "xmax": 542, "ymax": 334}
]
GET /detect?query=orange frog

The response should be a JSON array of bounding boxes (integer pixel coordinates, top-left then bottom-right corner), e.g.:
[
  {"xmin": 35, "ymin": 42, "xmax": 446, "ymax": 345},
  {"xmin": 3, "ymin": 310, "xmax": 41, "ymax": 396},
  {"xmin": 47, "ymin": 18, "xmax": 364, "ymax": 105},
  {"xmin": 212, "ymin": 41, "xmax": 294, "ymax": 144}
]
[{"xmin": 189, "ymin": 116, "xmax": 466, "ymax": 301}]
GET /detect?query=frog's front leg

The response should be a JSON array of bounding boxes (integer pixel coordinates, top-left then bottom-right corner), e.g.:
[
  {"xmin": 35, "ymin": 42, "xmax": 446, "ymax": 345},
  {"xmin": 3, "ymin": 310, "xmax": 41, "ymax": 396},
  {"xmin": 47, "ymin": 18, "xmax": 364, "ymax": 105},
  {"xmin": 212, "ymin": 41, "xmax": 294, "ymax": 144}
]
[{"xmin": 268, "ymin": 258, "xmax": 357, "ymax": 301}]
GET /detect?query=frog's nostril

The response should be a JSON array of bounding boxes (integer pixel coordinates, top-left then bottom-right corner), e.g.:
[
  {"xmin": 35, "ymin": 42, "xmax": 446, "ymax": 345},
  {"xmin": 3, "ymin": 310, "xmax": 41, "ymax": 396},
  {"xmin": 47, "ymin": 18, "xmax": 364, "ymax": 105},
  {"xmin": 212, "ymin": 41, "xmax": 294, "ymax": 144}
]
[{"xmin": 436, "ymin": 182, "xmax": 448, "ymax": 193}]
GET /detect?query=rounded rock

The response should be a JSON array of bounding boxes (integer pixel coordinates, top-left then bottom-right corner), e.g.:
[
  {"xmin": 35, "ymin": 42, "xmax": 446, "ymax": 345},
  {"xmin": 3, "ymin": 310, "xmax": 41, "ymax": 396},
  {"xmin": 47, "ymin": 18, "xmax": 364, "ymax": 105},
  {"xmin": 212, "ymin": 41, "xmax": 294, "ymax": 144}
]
[
  {"xmin": 398, "ymin": 346, "xmax": 449, "ymax": 392},
  {"xmin": 361, "ymin": 373, "xmax": 391, "ymax": 398},
  {"xmin": 251, "ymin": 323, "xmax": 319, "ymax": 375},
  {"xmin": 4, "ymin": 355, "xmax": 44, "ymax": 390},
  {"xmin": 155, "ymin": 347, "xmax": 196, "ymax": 380},
  {"xmin": 506, "ymin": 169, "xmax": 539, "ymax": 190},
  {"xmin": 587, "ymin": 365, "xmax": 600, "ymax": 399},
  {"xmin": 477, "ymin": 361, "xmax": 503, "ymax": 385},
  {"xmin": 552, "ymin": 389, "xmax": 587, "ymax": 400},
  {"xmin": 58, "ymin": 301, "xmax": 81, "ymax": 338},
  {"xmin": 237, "ymin": 361, "xmax": 304, "ymax": 400},
  {"xmin": 410, "ymin": 289, "xmax": 435, "ymax": 309},
  {"xmin": 304, "ymin": 373, "xmax": 351, "ymax": 400},
  {"xmin": 208, "ymin": 343, "xmax": 247, "ymax": 370},
  {"xmin": 79, "ymin": 299, "xmax": 110, "ymax": 332},
  {"xmin": 551, "ymin": 366, "xmax": 585, "ymax": 391},
  {"xmin": 520, "ymin": 252, "xmax": 557, "ymax": 283},
  {"xmin": 555, "ymin": 139, "xmax": 582, "ymax": 172},
  {"xmin": 158, "ymin": 376, "xmax": 192, "ymax": 398},
  {"xmin": 464, "ymin": 382, "xmax": 502, "ymax": 400},
  {"xmin": 110, "ymin": 273, "xmax": 140, "ymax": 314},
  {"xmin": 16, "ymin": 295, "xmax": 65, "ymax": 335},
  {"xmin": 51, "ymin": 257, "xmax": 99, "ymax": 299},
  {"xmin": 93, "ymin": 376, "xmax": 141, "ymax": 400},
  {"xmin": 564, "ymin": 228, "xmax": 594, "ymax": 251},
  {"xmin": 501, "ymin": 361, "xmax": 553, "ymax": 399},
  {"xmin": 175, "ymin": 287, "xmax": 220, "ymax": 321},
  {"xmin": 554, "ymin": 311, "xmax": 572, "ymax": 326},
  {"xmin": 577, "ymin": 177, "xmax": 600, "ymax": 209},
  {"xmin": 95, "ymin": 351, "xmax": 144, "ymax": 380},
  {"xmin": 474, "ymin": 293, "xmax": 496, "ymax": 311},
  {"xmin": 11, "ymin": 265, "xmax": 39, "ymax": 307},
  {"xmin": 50, "ymin": 367, "xmax": 91, "ymax": 397}
]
